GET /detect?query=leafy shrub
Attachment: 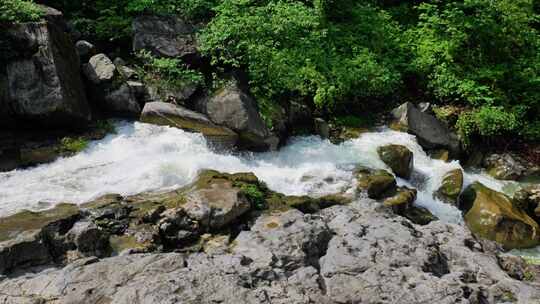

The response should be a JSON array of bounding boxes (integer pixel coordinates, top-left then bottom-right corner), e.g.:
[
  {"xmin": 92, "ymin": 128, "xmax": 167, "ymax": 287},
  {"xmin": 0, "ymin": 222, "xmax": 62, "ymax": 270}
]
[
  {"xmin": 60, "ymin": 137, "xmax": 88, "ymax": 153},
  {"xmin": 239, "ymin": 184, "xmax": 266, "ymax": 210},
  {"xmin": 199, "ymin": 0, "xmax": 403, "ymax": 109},
  {"xmin": 333, "ymin": 115, "xmax": 373, "ymax": 128},
  {"xmin": 136, "ymin": 51, "xmax": 204, "ymax": 100},
  {"xmin": 406, "ymin": 0, "xmax": 540, "ymax": 141},
  {"xmin": 0, "ymin": 0, "xmax": 43, "ymax": 23}
]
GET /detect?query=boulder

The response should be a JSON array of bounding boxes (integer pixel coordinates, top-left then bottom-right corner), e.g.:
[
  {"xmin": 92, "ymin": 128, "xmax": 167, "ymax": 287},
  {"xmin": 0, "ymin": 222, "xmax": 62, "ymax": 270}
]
[
  {"xmin": 140, "ymin": 101, "xmax": 238, "ymax": 149},
  {"xmin": 314, "ymin": 118, "xmax": 330, "ymax": 139},
  {"xmin": 383, "ymin": 186, "xmax": 417, "ymax": 210},
  {"xmin": 0, "ymin": 203, "xmax": 80, "ymax": 273},
  {"xmin": 513, "ymin": 185, "xmax": 540, "ymax": 219},
  {"xmin": 65, "ymin": 221, "xmax": 109, "ymax": 257},
  {"xmin": 391, "ymin": 102, "xmax": 460, "ymax": 156},
  {"xmin": 356, "ymin": 168, "xmax": 397, "ymax": 199},
  {"xmin": 483, "ymin": 153, "xmax": 527, "ymax": 181},
  {"xmin": 0, "ymin": 7, "xmax": 91, "ymax": 129},
  {"xmin": 377, "ymin": 144, "xmax": 414, "ymax": 179},
  {"xmin": 83, "ymin": 53, "xmax": 117, "ymax": 85},
  {"xmin": 103, "ymin": 83, "xmax": 142, "ymax": 117},
  {"xmin": 132, "ymin": 15, "xmax": 197, "ymax": 60},
  {"xmin": 202, "ymin": 82, "xmax": 272, "ymax": 151},
  {"xmin": 459, "ymin": 182, "xmax": 540, "ymax": 249},
  {"xmin": 435, "ymin": 169, "xmax": 464, "ymax": 205},
  {"xmin": 75, "ymin": 40, "xmax": 96, "ymax": 62}
]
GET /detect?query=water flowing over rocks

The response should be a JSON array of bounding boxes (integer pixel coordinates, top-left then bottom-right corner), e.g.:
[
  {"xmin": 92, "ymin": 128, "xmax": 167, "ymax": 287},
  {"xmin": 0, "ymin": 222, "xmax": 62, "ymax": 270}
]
[{"xmin": 140, "ymin": 101, "xmax": 239, "ymax": 149}]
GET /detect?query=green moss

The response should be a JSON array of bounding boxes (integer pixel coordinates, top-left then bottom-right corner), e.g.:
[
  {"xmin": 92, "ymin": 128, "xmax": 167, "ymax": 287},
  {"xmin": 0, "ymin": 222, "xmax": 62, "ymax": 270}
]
[
  {"xmin": 239, "ymin": 184, "xmax": 266, "ymax": 210},
  {"xmin": 60, "ymin": 137, "xmax": 89, "ymax": 153},
  {"xmin": 0, "ymin": 203, "xmax": 80, "ymax": 242},
  {"xmin": 524, "ymin": 270, "xmax": 535, "ymax": 281}
]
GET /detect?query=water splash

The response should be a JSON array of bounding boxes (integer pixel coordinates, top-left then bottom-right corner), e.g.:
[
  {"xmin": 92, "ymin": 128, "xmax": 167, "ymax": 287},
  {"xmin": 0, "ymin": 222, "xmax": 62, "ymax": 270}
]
[{"xmin": 0, "ymin": 121, "xmax": 512, "ymax": 224}]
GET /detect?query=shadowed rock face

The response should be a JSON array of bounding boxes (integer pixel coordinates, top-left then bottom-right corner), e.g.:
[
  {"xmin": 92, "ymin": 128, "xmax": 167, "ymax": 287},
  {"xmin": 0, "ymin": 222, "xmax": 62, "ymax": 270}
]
[
  {"xmin": 0, "ymin": 7, "xmax": 90, "ymax": 129},
  {"xmin": 1, "ymin": 200, "xmax": 539, "ymax": 304}
]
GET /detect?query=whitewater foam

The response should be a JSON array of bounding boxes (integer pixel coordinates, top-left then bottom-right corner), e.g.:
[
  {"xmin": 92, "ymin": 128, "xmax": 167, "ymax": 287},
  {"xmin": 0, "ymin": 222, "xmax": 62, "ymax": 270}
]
[{"xmin": 0, "ymin": 121, "xmax": 512, "ymax": 224}]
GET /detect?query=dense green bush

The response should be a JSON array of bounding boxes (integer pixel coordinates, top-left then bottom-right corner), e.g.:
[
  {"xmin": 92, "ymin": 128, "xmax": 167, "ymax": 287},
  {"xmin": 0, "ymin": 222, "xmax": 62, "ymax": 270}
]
[
  {"xmin": 199, "ymin": 0, "xmax": 403, "ymax": 110},
  {"xmin": 405, "ymin": 0, "xmax": 540, "ymax": 141},
  {"xmin": 0, "ymin": 0, "xmax": 43, "ymax": 23},
  {"xmin": 136, "ymin": 51, "xmax": 204, "ymax": 98}
]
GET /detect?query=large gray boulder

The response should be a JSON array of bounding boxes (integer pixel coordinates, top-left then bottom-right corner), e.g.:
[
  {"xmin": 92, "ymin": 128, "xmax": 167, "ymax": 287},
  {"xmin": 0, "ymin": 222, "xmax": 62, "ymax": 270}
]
[
  {"xmin": 82, "ymin": 53, "xmax": 117, "ymax": 85},
  {"xmin": 202, "ymin": 83, "xmax": 274, "ymax": 151},
  {"xmin": 140, "ymin": 101, "xmax": 238, "ymax": 149},
  {"xmin": 392, "ymin": 102, "xmax": 460, "ymax": 156},
  {"xmin": 132, "ymin": 15, "xmax": 197, "ymax": 60},
  {"xmin": 1, "ymin": 200, "xmax": 539, "ymax": 303},
  {"xmin": 0, "ymin": 7, "xmax": 91, "ymax": 129}
]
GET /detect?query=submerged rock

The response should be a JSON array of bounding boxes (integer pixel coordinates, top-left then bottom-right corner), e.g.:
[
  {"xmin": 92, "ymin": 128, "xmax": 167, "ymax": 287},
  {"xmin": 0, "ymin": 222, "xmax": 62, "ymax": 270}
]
[
  {"xmin": 459, "ymin": 182, "xmax": 540, "ymax": 249},
  {"xmin": 377, "ymin": 144, "xmax": 414, "ymax": 179},
  {"xmin": 435, "ymin": 169, "xmax": 464, "ymax": 205},
  {"xmin": 140, "ymin": 101, "xmax": 238, "ymax": 149}
]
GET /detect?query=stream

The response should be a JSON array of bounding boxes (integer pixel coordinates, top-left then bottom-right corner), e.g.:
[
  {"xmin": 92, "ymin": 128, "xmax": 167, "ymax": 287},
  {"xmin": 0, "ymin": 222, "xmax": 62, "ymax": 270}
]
[{"xmin": 0, "ymin": 120, "xmax": 538, "ymax": 262}]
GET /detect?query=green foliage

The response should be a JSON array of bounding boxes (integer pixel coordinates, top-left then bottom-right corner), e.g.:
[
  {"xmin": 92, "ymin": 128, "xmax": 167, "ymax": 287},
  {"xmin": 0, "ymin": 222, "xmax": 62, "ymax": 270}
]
[
  {"xmin": 0, "ymin": 0, "xmax": 43, "ymax": 23},
  {"xmin": 239, "ymin": 184, "xmax": 266, "ymax": 210},
  {"xmin": 199, "ymin": 0, "xmax": 403, "ymax": 109},
  {"xmin": 95, "ymin": 120, "xmax": 117, "ymax": 135},
  {"xmin": 60, "ymin": 137, "xmax": 89, "ymax": 153},
  {"xmin": 136, "ymin": 51, "xmax": 204, "ymax": 98},
  {"xmin": 524, "ymin": 270, "xmax": 535, "ymax": 281},
  {"xmin": 127, "ymin": 0, "xmax": 218, "ymax": 21},
  {"xmin": 406, "ymin": 0, "xmax": 540, "ymax": 141},
  {"xmin": 333, "ymin": 115, "xmax": 373, "ymax": 128}
]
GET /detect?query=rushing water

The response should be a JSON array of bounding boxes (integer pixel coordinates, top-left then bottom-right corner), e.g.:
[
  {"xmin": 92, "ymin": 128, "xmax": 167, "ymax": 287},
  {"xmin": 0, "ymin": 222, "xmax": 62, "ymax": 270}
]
[
  {"xmin": 2, "ymin": 120, "xmax": 539, "ymax": 261},
  {"xmin": 0, "ymin": 121, "xmax": 512, "ymax": 221}
]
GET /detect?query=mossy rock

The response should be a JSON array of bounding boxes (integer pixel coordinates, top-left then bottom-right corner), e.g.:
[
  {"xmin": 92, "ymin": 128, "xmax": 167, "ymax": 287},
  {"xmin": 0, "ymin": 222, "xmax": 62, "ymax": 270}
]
[
  {"xmin": 377, "ymin": 144, "xmax": 414, "ymax": 179},
  {"xmin": 402, "ymin": 205, "xmax": 438, "ymax": 226},
  {"xmin": 429, "ymin": 149, "xmax": 450, "ymax": 162},
  {"xmin": 357, "ymin": 168, "xmax": 397, "ymax": 199},
  {"xmin": 435, "ymin": 169, "xmax": 463, "ymax": 205},
  {"xmin": 459, "ymin": 182, "xmax": 540, "ymax": 249},
  {"xmin": 0, "ymin": 203, "xmax": 80, "ymax": 242},
  {"xmin": 383, "ymin": 187, "xmax": 417, "ymax": 209}
]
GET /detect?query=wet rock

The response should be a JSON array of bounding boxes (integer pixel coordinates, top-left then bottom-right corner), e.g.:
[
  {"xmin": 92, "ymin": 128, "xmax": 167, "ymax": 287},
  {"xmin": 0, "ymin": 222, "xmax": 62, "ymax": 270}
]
[
  {"xmin": 204, "ymin": 82, "xmax": 272, "ymax": 151},
  {"xmin": 356, "ymin": 167, "xmax": 397, "ymax": 199},
  {"xmin": 140, "ymin": 101, "xmax": 238, "ymax": 149},
  {"xmin": 484, "ymin": 153, "xmax": 527, "ymax": 181},
  {"xmin": 383, "ymin": 186, "xmax": 417, "ymax": 210},
  {"xmin": 377, "ymin": 144, "xmax": 414, "ymax": 179},
  {"xmin": 132, "ymin": 15, "xmax": 197, "ymax": 60},
  {"xmin": 402, "ymin": 205, "xmax": 438, "ymax": 226},
  {"xmin": 0, "ymin": 7, "xmax": 91, "ymax": 129},
  {"xmin": 314, "ymin": 118, "xmax": 330, "ymax": 139},
  {"xmin": 513, "ymin": 184, "xmax": 540, "ymax": 219},
  {"xmin": 83, "ymin": 53, "xmax": 117, "ymax": 85},
  {"xmin": 429, "ymin": 149, "xmax": 449, "ymax": 162},
  {"xmin": 435, "ymin": 169, "xmax": 464, "ymax": 205},
  {"xmin": 498, "ymin": 253, "xmax": 528, "ymax": 280},
  {"xmin": 0, "ymin": 203, "xmax": 80, "ymax": 273},
  {"xmin": 459, "ymin": 182, "xmax": 540, "ymax": 249},
  {"xmin": 391, "ymin": 102, "xmax": 460, "ymax": 157}
]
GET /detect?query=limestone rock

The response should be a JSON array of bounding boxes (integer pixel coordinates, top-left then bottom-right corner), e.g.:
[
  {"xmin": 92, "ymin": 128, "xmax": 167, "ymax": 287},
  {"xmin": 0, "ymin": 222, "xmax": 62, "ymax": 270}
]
[{"xmin": 83, "ymin": 53, "xmax": 117, "ymax": 85}]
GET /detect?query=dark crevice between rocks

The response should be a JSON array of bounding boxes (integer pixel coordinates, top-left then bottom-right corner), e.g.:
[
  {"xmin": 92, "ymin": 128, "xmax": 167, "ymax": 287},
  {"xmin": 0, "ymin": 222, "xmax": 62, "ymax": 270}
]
[{"xmin": 422, "ymin": 245, "xmax": 450, "ymax": 278}]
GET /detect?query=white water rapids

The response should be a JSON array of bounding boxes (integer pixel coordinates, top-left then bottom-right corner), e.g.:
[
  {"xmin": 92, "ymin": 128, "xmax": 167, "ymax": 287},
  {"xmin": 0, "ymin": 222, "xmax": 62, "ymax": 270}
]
[
  {"xmin": 0, "ymin": 121, "xmax": 511, "ymax": 220},
  {"xmin": 2, "ymin": 120, "xmax": 539, "ymax": 261}
]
